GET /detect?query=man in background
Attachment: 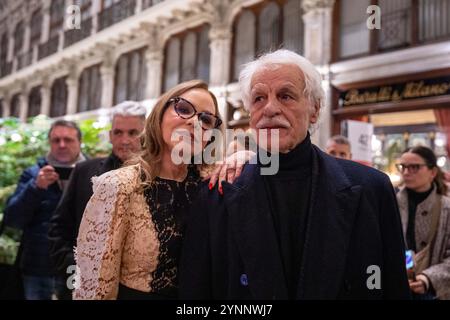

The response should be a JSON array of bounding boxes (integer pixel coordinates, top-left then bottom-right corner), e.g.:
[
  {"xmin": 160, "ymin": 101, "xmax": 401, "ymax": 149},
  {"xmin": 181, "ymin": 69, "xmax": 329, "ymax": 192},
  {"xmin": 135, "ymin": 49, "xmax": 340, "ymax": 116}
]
[
  {"xmin": 48, "ymin": 101, "xmax": 146, "ymax": 299},
  {"xmin": 326, "ymin": 135, "xmax": 352, "ymax": 160},
  {"xmin": 4, "ymin": 120, "xmax": 85, "ymax": 300}
]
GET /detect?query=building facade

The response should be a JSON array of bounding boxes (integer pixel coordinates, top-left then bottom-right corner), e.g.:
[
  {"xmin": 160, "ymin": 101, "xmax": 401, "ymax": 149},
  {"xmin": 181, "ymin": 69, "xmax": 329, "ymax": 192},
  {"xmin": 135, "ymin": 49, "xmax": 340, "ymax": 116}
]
[
  {"xmin": 329, "ymin": 0, "xmax": 450, "ymax": 176},
  {"xmin": 0, "ymin": 0, "xmax": 449, "ymax": 161},
  {"xmin": 0, "ymin": 0, "xmax": 335, "ymax": 148}
]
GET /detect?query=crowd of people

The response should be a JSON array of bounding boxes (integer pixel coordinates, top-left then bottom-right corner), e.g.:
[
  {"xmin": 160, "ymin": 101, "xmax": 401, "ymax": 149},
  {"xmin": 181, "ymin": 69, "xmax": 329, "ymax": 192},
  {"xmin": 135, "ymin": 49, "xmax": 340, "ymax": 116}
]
[{"xmin": 1, "ymin": 49, "xmax": 449, "ymax": 300}]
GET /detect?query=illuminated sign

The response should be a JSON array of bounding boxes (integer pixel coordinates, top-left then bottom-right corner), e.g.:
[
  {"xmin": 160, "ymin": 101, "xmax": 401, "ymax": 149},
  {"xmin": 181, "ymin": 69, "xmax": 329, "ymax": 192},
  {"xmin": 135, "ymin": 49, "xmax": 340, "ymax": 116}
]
[{"xmin": 339, "ymin": 76, "xmax": 450, "ymax": 107}]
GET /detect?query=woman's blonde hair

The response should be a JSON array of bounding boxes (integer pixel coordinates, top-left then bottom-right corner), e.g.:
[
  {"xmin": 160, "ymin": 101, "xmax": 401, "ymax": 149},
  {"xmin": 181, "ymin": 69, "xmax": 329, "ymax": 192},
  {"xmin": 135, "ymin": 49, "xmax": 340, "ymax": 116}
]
[{"xmin": 127, "ymin": 79, "xmax": 221, "ymax": 187}]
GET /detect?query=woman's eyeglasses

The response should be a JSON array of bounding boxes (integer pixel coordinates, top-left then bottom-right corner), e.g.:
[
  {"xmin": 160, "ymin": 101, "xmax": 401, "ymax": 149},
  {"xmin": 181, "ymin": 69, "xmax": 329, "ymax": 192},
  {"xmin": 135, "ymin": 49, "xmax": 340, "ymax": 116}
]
[
  {"xmin": 166, "ymin": 97, "xmax": 222, "ymax": 130},
  {"xmin": 396, "ymin": 163, "xmax": 428, "ymax": 173}
]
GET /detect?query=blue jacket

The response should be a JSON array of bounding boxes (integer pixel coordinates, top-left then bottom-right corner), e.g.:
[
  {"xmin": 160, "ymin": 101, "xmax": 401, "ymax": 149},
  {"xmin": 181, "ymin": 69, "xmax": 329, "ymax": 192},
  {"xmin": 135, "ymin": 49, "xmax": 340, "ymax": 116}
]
[
  {"xmin": 4, "ymin": 158, "xmax": 62, "ymax": 276},
  {"xmin": 179, "ymin": 146, "xmax": 411, "ymax": 299}
]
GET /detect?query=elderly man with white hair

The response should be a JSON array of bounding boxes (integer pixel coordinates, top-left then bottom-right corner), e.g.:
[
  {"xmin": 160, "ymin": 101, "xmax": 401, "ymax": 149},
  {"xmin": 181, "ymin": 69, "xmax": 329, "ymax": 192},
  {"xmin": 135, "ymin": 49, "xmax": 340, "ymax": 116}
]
[
  {"xmin": 48, "ymin": 101, "xmax": 147, "ymax": 299},
  {"xmin": 179, "ymin": 50, "xmax": 411, "ymax": 300}
]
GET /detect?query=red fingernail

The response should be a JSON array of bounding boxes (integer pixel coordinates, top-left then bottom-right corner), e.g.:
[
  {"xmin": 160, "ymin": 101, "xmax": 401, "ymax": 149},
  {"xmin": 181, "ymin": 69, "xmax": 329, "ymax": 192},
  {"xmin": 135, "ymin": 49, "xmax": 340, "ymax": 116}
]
[
  {"xmin": 208, "ymin": 183, "xmax": 213, "ymax": 190},
  {"xmin": 219, "ymin": 185, "xmax": 223, "ymax": 195}
]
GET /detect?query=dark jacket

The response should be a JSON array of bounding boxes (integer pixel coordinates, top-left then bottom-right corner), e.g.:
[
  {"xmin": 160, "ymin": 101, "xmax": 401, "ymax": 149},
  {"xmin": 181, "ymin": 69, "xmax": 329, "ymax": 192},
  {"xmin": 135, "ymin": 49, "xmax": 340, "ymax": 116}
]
[
  {"xmin": 179, "ymin": 146, "xmax": 411, "ymax": 300},
  {"xmin": 48, "ymin": 153, "xmax": 122, "ymax": 275},
  {"xmin": 4, "ymin": 158, "xmax": 62, "ymax": 276}
]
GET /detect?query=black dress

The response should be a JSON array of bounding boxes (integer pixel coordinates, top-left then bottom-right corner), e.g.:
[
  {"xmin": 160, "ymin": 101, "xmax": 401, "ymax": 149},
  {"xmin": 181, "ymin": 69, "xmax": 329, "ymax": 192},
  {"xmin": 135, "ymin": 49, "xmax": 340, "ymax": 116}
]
[{"xmin": 118, "ymin": 165, "xmax": 201, "ymax": 300}]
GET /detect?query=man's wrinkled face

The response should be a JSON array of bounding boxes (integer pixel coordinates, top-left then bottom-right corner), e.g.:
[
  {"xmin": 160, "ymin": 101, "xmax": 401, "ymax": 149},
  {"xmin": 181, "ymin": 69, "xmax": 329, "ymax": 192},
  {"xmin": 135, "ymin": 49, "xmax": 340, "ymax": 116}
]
[
  {"xmin": 49, "ymin": 126, "xmax": 81, "ymax": 164},
  {"xmin": 249, "ymin": 64, "xmax": 319, "ymax": 153},
  {"xmin": 109, "ymin": 115, "xmax": 145, "ymax": 162}
]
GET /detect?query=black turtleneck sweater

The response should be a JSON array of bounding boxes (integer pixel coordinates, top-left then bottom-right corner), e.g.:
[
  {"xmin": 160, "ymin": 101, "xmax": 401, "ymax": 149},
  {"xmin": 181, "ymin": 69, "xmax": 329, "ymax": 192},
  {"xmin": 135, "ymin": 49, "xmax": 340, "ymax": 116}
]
[
  {"xmin": 406, "ymin": 186, "xmax": 433, "ymax": 251},
  {"xmin": 261, "ymin": 134, "xmax": 312, "ymax": 299}
]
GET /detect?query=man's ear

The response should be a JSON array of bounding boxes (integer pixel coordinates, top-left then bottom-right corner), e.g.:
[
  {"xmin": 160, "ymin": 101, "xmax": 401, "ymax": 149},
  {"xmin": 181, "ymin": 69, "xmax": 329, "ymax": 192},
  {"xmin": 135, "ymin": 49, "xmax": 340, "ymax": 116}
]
[
  {"xmin": 309, "ymin": 101, "xmax": 320, "ymax": 124},
  {"xmin": 431, "ymin": 167, "xmax": 438, "ymax": 179},
  {"xmin": 109, "ymin": 130, "xmax": 112, "ymax": 143}
]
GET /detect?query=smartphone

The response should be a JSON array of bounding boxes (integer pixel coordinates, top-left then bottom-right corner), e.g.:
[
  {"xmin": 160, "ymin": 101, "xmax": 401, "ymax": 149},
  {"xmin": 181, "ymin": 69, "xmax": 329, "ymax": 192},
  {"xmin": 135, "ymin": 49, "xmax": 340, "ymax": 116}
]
[
  {"xmin": 53, "ymin": 166, "xmax": 73, "ymax": 180},
  {"xmin": 405, "ymin": 250, "xmax": 416, "ymax": 280},
  {"xmin": 405, "ymin": 250, "xmax": 414, "ymax": 269}
]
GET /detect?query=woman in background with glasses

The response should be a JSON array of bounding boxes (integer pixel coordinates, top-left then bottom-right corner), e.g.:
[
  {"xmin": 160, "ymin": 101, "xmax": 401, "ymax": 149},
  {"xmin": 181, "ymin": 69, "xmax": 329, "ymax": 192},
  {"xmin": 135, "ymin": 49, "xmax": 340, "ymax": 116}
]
[
  {"xmin": 73, "ymin": 80, "xmax": 246, "ymax": 299},
  {"xmin": 396, "ymin": 146, "xmax": 450, "ymax": 300}
]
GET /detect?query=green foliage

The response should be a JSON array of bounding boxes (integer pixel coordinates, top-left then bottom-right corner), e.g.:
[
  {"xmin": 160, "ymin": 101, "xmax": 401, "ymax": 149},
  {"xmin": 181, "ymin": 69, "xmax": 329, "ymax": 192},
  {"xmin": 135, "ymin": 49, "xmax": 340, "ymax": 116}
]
[
  {"xmin": 0, "ymin": 117, "xmax": 49, "ymax": 189},
  {"xmin": 79, "ymin": 119, "xmax": 112, "ymax": 158},
  {"xmin": 0, "ymin": 115, "xmax": 111, "ymax": 264},
  {"xmin": 0, "ymin": 214, "xmax": 22, "ymax": 265}
]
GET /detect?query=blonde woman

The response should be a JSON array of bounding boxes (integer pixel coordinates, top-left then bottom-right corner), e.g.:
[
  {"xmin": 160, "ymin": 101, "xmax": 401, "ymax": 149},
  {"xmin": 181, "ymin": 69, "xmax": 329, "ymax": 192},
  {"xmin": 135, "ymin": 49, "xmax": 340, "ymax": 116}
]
[{"xmin": 74, "ymin": 80, "xmax": 245, "ymax": 299}]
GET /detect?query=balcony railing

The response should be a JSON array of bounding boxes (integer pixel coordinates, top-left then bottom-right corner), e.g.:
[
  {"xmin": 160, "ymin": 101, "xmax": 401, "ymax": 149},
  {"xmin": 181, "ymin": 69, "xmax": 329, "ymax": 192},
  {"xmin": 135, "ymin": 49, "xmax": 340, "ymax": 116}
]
[
  {"xmin": 64, "ymin": 17, "xmax": 92, "ymax": 48},
  {"xmin": 38, "ymin": 36, "xmax": 59, "ymax": 60},
  {"xmin": 98, "ymin": 0, "xmax": 136, "ymax": 31},
  {"xmin": 0, "ymin": 61, "xmax": 12, "ymax": 78}
]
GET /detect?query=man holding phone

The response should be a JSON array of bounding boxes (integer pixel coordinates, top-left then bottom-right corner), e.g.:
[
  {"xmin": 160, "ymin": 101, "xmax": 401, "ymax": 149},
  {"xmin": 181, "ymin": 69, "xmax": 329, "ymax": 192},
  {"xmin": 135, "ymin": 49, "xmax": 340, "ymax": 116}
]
[{"xmin": 3, "ymin": 120, "xmax": 85, "ymax": 300}]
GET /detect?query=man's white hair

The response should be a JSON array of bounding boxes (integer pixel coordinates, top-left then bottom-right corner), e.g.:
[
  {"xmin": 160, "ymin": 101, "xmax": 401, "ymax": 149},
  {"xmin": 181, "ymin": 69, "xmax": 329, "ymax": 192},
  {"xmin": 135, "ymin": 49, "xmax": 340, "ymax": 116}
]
[
  {"xmin": 112, "ymin": 101, "xmax": 147, "ymax": 121},
  {"xmin": 238, "ymin": 49, "xmax": 325, "ymax": 112}
]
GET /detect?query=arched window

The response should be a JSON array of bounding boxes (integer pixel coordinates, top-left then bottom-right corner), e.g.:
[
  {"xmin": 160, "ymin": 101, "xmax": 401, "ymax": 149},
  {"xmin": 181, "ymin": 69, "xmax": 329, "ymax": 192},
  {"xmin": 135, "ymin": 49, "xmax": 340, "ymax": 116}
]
[
  {"xmin": 0, "ymin": 32, "xmax": 11, "ymax": 77},
  {"xmin": 76, "ymin": 0, "xmax": 92, "ymax": 20},
  {"xmin": 28, "ymin": 86, "xmax": 42, "ymax": 118},
  {"xmin": 197, "ymin": 26, "xmax": 210, "ymax": 83},
  {"xmin": 163, "ymin": 24, "xmax": 211, "ymax": 92},
  {"xmin": 99, "ymin": 0, "xmax": 136, "ymax": 31},
  {"xmin": 14, "ymin": 22, "xmax": 24, "ymax": 56},
  {"xmin": 231, "ymin": 0, "xmax": 303, "ymax": 82},
  {"xmin": 258, "ymin": 2, "xmax": 281, "ymax": 55},
  {"xmin": 181, "ymin": 32, "xmax": 197, "ymax": 82},
  {"xmin": 50, "ymin": 0, "xmax": 65, "ymax": 39},
  {"xmin": 232, "ymin": 10, "xmax": 256, "ymax": 82},
  {"xmin": 163, "ymin": 38, "xmax": 180, "ymax": 92},
  {"xmin": 0, "ymin": 32, "xmax": 8, "ymax": 70},
  {"xmin": 50, "ymin": 77, "xmax": 67, "ymax": 117},
  {"xmin": 114, "ymin": 47, "xmax": 147, "ymax": 104},
  {"xmin": 0, "ymin": 32, "xmax": 7, "ymax": 65},
  {"xmin": 283, "ymin": 0, "xmax": 303, "ymax": 53},
  {"xmin": 30, "ymin": 9, "xmax": 43, "ymax": 49},
  {"xmin": 128, "ymin": 50, "xmax": 142, "ymax": 100},
  {"xmin": 65, "ymin": 0, "xmax": 92, "ymax": 47},
  {"xmin": 10, "ymin": 94, "xmax": 21, "ymax": 118},
  {"xmin": 78, "ymin": 64, "xmax": 101, "ymax": 112},
  {"xmin": 115, "ymin": 55, "xmax": 128, "ymax": 103}
]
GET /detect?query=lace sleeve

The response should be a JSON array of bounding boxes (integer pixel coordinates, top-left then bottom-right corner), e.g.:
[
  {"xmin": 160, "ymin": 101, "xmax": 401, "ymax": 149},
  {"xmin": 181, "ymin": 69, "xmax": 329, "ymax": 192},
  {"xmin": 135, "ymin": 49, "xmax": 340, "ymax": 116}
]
[{"xmin": 73, "ymin": 168, "xmax": 135, "ymax": 300}]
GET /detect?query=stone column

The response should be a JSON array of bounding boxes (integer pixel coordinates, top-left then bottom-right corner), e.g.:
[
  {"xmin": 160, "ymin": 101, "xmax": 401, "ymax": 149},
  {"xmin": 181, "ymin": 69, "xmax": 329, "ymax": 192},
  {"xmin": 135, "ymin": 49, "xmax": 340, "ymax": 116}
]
[
  {"xmin": 7, "ymin": 28, "xmax": 14, "ymax": 62},
  {"xmin": 66, "ymin": 74, "xmax": 79, "ymax": 115},
  {"xmin": 142, "ymin": 24, "xmax": 163, "ymax": 100},
  {"xmin": 135, "ymin": 0, "xmax": 143, "ymax": 14},
  {"xmin": 144, "ymin": 48, "xmax": 163, "ymax": 99},
  {"xmin": 23, "ymin": 17, "xmax": 31, "ymax": 54},
  {"xmin": 41, "ymin": 0, "xmax": 51, "ymax": 44},
  {"xmin": 208, "ymin": 27, "xmax": 232, "ymax": 87},
  {"xmin": 40, "ymin": 78, "xmax": 51, "ymax": 116},
  {"xmin": 91, "ymin": 0, "xmax": 102, "ymax": 34},
  {"xmin": 100, "ymin": 63, "xmax": 115, "ymax": 108},
  {"xmin": 19, "ymin": 89, "xmax": 29, "ymax": 122},
  {"xmin": 302, "ymin": 0, "xmax": 335, "ymax": 149},
  {"xmin": 2, "ymin": 94, "xmax": 11, "ymax": 118}
]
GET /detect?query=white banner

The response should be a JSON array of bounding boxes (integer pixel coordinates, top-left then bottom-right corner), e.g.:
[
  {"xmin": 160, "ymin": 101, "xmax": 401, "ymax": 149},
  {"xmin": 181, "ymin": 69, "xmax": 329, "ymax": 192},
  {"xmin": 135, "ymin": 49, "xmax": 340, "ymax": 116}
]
[{"xmin": 343, "ymin": 120, "xmax": 373, "ymax": 165}]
